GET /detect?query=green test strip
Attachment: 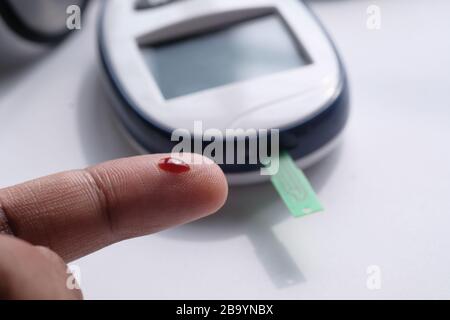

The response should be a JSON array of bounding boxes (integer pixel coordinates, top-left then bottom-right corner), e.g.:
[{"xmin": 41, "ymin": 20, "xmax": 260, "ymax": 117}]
[{"xmin": 270, "ymin": 151, "xmax": 324, "ymax": 217}]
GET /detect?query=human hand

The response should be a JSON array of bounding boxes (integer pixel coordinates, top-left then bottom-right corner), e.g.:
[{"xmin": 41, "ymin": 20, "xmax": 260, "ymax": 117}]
[{"xmin": 0, "ymin": 154, "xmax": 228, "ymax": 299}]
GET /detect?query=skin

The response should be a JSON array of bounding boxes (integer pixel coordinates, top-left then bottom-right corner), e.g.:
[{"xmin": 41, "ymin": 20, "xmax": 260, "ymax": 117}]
[{"xmin": 0, "ymin": 153, "xmax": 228, "ymax": 299}]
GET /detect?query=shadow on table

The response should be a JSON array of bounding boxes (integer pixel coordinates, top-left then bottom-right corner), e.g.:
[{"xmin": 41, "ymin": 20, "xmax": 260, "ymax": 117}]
[{"xmin": 76, "ymin": 65, "xmax": 343, "ymax": 289}]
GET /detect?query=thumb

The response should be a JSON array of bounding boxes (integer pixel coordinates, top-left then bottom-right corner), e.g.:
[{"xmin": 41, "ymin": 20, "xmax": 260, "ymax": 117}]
[{"xmin": 0, "ymin": 235, "xmax": 82, "ymax": 300}]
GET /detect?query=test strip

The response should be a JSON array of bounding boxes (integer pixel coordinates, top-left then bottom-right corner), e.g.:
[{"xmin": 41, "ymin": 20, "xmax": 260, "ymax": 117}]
[{"xmin": 270, "ymin": 151, "xmax": 324, "ymax": 217}]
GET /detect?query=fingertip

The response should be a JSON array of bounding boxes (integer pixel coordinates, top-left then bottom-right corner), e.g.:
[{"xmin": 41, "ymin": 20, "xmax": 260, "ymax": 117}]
[
  {"xmin": 156, "ymin": 153, "xmax": 229, "ymax": 219},
  {"xmin": 87, "ymin": 153, "xmax": 229, "ymax": 238},
  {"xmin": 189, "ymin": 154, "xmax": 229, "ymax": 216}
]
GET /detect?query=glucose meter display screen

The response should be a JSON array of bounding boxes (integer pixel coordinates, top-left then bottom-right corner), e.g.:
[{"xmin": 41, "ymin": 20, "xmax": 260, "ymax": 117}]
[{"xmin": 141, "ymin": 14, "xmax": 310, "ymax": 99}]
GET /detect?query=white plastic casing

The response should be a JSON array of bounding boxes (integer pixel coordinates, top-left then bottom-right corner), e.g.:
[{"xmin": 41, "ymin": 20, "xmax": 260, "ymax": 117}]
[{"xmin": 101, "ymin": 0, "xmax": 342, "ymax": 134}]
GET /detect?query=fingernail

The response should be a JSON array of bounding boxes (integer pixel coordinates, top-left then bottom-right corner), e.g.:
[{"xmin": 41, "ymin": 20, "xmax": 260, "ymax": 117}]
[{"xmin": 158, "ymin": 157, "xmax": 190, "ymax": 174}]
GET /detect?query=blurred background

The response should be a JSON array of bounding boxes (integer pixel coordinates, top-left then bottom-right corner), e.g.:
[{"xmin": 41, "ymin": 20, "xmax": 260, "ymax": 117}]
[{"xmin": 0, "ymin": 0, "xmax": 449, "ymax": 299}]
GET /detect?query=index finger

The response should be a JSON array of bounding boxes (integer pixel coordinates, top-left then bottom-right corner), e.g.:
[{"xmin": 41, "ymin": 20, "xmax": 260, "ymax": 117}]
[{"xmin": 0, "ymin": 153, "xmax": 228, "ymax": 261}]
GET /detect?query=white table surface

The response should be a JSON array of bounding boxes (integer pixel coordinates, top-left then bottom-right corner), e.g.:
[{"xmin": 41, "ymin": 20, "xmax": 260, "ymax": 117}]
[{"xmin": 1, "ymin": 0, "xmax": 449, "ymax": 299}]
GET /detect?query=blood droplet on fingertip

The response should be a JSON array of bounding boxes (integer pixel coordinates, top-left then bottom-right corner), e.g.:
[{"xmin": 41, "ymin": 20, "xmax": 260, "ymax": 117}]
[{"xmin": 158, "ymin": 157, "xmax": 190, "ymax": 174}]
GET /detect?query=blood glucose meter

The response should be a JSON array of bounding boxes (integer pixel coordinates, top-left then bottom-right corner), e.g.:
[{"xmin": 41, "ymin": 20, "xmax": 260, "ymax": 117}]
[{"xmin": 99, "ymin": 0, "xmax": 349, "ymax": 184}]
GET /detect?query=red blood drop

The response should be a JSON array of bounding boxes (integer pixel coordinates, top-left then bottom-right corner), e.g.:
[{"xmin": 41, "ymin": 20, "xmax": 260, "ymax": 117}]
[{"xmin": 158, "ymin": 157, "xmax": 190, "ymax": 174}]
